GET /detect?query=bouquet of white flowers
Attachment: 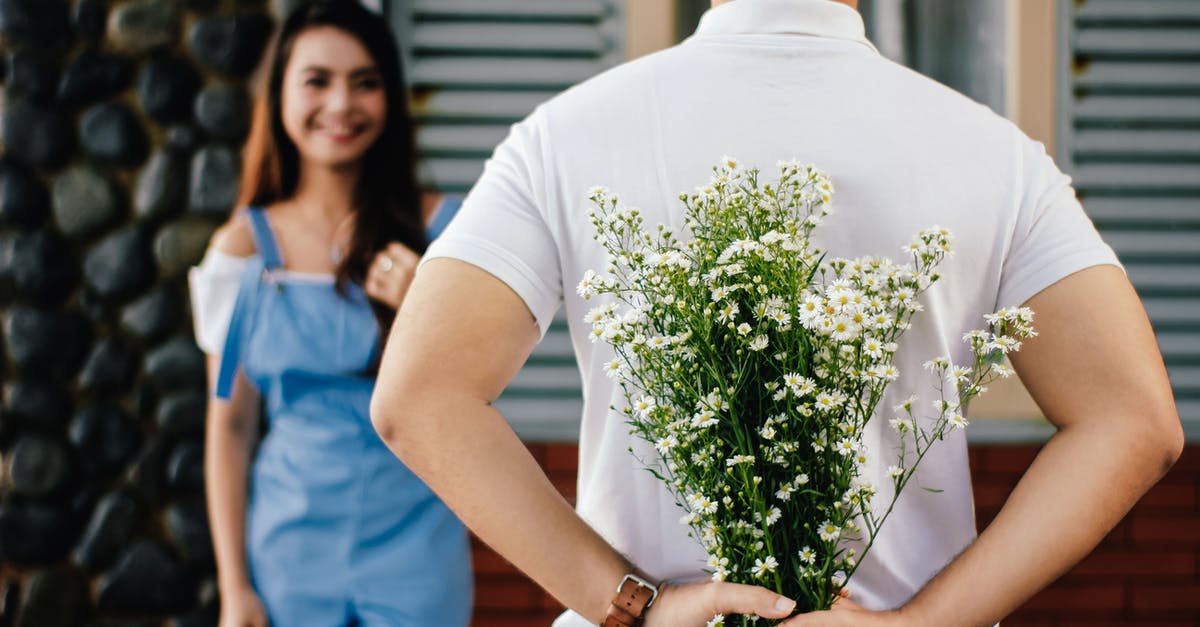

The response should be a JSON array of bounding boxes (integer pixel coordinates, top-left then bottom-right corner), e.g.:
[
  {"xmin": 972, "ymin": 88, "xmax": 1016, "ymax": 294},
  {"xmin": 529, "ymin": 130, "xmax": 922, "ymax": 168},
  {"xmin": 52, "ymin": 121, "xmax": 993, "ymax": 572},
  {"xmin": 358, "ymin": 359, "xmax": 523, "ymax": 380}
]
[{"xmin": 578, "ymin": 159, "xmax": 1035, "ymax": 624}]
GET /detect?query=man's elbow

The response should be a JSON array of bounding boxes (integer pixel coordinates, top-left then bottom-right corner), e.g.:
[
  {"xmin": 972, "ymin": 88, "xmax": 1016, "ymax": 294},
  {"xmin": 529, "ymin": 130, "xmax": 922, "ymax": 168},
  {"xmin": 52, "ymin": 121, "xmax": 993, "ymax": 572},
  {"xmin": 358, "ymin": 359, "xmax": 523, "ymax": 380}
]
[
  {"xmin": 369, "ymin": 383, "xmax": 415, "ymax": 452},
  {"xmin": 1141, "ymin": 399, "xmax": 1185, "ymax": 477}
]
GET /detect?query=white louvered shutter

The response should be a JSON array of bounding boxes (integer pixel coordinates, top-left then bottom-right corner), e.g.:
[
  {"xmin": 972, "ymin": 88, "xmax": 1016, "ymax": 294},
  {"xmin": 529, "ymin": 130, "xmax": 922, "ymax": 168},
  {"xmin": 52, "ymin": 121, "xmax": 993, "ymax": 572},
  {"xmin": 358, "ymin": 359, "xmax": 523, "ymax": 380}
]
[
  {"xmin": 1058, "ymin": 0, "xmax": 1200, "ymax": 425},
  {"xmin": 391, "ymin": 0, "xmax": 623, "ymax": 440}
]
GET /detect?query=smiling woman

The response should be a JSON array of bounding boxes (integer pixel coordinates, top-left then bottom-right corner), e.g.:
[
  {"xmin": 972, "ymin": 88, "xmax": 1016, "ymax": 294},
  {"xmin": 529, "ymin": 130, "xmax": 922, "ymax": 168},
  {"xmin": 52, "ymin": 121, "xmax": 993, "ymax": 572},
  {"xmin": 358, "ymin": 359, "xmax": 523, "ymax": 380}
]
[{"xmin": 186, "ymin": 2, "xmax": 472, "ymax": 626}]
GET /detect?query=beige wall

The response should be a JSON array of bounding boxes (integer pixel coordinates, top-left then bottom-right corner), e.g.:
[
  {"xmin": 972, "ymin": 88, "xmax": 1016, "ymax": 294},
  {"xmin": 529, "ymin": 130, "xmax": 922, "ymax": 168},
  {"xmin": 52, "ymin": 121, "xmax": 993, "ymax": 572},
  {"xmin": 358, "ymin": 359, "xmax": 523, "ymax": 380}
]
[
  {"xmin": 625, "ymin": 0, "xmax": 677, "ymax": 60},
  {"xmin": 974, "ymin": 0, "xmax": 1057, "ymax": 420},
  {"xmin": 622, "ymin": 0, "xmax": 1060, "ymax": 420}
]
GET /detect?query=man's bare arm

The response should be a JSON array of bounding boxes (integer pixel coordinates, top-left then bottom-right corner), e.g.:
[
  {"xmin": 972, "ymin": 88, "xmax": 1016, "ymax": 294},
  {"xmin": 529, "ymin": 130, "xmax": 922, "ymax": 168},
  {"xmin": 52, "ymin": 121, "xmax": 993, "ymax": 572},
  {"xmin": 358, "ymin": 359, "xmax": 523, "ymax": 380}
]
[{"xmin": 371, "ymin": 258, "xmax": 801, "ymax": 626}]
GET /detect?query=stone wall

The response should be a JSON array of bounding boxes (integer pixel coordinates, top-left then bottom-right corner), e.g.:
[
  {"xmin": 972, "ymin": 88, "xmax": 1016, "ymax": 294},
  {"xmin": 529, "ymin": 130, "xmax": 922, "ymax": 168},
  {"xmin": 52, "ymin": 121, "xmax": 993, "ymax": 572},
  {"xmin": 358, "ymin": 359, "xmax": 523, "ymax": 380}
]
[{"xmin": 0, "ymin": 1, "xmax": 272, "ymax": 624}]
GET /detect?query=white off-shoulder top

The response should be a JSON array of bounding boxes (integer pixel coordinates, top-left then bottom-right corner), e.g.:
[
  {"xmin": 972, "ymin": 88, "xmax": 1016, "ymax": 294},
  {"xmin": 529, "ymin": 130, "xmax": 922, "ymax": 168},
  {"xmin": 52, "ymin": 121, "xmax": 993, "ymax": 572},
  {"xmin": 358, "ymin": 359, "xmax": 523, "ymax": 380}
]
[{"xmin": 187, "ymin": 248, "xmax": 249, "ymax": 356}]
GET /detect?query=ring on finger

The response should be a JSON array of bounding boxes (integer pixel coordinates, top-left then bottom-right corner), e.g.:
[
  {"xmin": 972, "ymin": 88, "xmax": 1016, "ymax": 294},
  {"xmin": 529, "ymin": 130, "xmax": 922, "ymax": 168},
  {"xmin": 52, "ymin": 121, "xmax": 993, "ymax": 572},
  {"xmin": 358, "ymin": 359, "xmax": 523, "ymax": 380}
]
[{"xmin": 379, "ymin": 256, "xmax": 394, "ymax": 273}]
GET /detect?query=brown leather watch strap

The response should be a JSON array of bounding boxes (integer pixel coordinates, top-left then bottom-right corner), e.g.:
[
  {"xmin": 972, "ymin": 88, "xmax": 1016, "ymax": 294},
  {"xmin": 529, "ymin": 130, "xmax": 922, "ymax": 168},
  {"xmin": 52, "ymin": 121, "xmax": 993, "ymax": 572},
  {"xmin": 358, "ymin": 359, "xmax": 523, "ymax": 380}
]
[{"xmin": 602, "ymin": 576, "xmax": 657, "ymax": 627}]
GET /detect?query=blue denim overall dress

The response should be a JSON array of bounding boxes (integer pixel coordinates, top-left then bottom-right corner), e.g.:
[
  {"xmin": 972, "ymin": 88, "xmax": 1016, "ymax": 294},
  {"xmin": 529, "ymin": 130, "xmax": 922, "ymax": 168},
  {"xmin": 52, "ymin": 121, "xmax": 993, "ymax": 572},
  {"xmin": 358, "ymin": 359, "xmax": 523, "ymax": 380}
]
[{"xmin": 213, "ymin": 205, "xmax": 470, "ymax": 626}]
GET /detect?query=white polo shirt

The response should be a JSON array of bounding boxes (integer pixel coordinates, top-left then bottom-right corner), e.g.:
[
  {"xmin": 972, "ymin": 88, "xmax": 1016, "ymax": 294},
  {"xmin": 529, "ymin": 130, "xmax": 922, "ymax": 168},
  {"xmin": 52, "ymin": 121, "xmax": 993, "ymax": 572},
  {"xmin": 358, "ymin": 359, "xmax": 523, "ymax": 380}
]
[{"xmin": 424, "ymin": 1, "xmax": 1119, "ymax": 622}]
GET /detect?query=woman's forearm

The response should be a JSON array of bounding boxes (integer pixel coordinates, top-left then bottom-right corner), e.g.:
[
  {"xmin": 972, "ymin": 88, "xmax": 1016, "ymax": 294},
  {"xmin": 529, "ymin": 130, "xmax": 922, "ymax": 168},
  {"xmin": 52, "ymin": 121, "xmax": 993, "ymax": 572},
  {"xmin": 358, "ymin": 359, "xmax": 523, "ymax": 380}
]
[
  {"xmin": 204, "ymin": 356, "xmax": 261, "ymax": 594},
  {"xmin": 205, "ymin": 408, "xmax": 257, "ymax": 592}
]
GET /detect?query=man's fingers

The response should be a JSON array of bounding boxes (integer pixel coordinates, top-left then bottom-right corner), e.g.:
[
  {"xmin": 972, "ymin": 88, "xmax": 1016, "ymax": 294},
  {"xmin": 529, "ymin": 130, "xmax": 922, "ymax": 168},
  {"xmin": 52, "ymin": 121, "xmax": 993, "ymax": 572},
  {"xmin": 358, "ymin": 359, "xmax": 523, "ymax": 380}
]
[{"xmin": 706, "ymin": 582, "xmax": 796, "ymax": 619}]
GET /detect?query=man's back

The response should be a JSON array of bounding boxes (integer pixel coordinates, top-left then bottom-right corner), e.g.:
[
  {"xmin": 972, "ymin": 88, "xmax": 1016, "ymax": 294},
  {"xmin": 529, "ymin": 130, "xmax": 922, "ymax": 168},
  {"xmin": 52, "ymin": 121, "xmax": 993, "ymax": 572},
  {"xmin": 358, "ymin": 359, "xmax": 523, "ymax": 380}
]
[{"xmin": 424, "ymin": 0, "xmax": 1119, "ymax": 622}]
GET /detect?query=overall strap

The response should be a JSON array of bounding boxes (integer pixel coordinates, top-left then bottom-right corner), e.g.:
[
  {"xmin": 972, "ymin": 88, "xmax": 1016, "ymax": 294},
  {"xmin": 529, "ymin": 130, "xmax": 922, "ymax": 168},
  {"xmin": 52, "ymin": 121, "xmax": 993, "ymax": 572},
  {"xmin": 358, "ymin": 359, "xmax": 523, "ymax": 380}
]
[
  {"xmin": 426, "ymin": 196, "xmax": 463, "ymax": 241},
  {"xmin": 245, "ymin": 207, "xmax": 285, "ymax": 270},
  {"xmin": 214, "ymin": 256, "xmax": 265, "ymax": 400}
]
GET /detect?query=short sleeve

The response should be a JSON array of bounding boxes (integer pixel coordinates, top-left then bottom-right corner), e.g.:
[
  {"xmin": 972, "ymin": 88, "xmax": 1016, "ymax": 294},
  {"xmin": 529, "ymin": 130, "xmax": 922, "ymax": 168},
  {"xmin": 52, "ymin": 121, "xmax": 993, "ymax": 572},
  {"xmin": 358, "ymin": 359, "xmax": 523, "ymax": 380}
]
[
  {"xmin": 995, "ymin": 136, "xmax": 1123, "ymax": 309},
  {"xmin": 188, "ymin": 249, "xmax": 249, "ymax": 355},
  {"xmin": 420, "ymin": 111, "xmax": 563, "ymax": 337}
]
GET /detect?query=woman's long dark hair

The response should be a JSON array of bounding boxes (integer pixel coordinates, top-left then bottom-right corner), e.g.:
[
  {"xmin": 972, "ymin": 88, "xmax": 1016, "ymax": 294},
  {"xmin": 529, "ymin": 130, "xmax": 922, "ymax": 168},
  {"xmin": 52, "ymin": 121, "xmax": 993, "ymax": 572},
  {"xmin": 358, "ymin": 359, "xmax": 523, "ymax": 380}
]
[{"xmin": 238, "ymin": 0, "xmax": 425, "ymax": 344}]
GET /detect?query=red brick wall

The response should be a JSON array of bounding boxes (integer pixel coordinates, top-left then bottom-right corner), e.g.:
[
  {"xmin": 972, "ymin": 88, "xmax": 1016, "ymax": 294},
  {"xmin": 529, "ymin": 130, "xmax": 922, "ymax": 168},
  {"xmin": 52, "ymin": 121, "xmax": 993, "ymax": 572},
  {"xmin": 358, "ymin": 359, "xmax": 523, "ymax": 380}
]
[{"xmin": 471, "ymin": 444, "xmax": 1200, "ymax": 626}]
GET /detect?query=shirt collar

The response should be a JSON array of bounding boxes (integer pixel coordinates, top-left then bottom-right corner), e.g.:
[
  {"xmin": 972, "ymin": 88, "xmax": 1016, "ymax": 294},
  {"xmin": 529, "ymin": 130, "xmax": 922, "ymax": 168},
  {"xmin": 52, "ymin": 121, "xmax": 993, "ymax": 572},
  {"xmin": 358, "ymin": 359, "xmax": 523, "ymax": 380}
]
[{"xmin": 691, "ymin": 0, "xmax": 878, "ymax": 54}]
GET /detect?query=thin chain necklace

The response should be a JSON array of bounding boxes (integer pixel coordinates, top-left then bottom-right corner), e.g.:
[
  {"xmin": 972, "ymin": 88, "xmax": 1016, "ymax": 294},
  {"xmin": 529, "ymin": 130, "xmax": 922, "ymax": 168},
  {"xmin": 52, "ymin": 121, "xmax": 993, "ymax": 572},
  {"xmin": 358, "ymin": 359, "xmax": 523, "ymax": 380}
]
[{"xmin": 327, "ymin": 210, "xmax": 356, "ymax": 265}]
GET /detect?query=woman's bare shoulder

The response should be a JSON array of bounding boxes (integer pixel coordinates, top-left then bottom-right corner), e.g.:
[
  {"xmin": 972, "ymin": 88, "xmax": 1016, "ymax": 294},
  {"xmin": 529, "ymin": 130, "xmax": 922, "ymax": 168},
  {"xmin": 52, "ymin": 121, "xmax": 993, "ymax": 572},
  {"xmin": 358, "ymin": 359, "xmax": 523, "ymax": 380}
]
[{"xmin": 210, "ymin": 213, "xmax": 257, "ymax": 258}]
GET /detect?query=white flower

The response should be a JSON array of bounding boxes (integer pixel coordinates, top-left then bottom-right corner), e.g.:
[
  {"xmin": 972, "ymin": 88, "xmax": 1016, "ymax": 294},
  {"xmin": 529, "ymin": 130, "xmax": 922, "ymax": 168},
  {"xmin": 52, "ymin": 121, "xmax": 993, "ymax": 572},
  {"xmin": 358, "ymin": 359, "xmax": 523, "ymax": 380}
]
[
  {"xmin": 654, "ymin": 435, "xmax": 678, "ymax": 454},
  {"xmin": 888, "ymin": 465, "xmax": 904, "ymax": 478},
  {"xmin": 748, "ymin": 335, "xmax": 769, "ymax": 351},
  {"xmin": 726, "ymin": 454, "xmax": 755, "ymax": 468},
  {"xmin": 765, "ymin": 507, "xmax": 782, "ymax": 525},
  {"xmin": 760, "ymin": 425, "xmax": 776, "ymax": 440},
  {"xmin": 601, "ymin": 358, "xmax": 625, "ymax": 380},
  {"xmin": 717, "ymin": 303, "xmax": 740, "ymax": 323},
  {"xmin": 991, "ymin": 362, "xmax": 1014, "ymax": 378},
  {"xmin": 736, "ymin": 322, "xmax": 752, "ymax": 336},
  {"xmin": 948, "ymin": 413, "xmax": 969, "ymax": 429},
  {"xmin": 752, "ymin": 556, "xmax": 778, "ymax": 578},
  {"xmin": 687, "ymin": 493, "xmax": 720, "ymax": 515},
  {"xmin": 798, "ymin": 546, "xmax": 817, "ymax": 564},
  {"xmin": 691, "ymin": 410, "xmax": 719, "ymax": 429},
  {"xmin": 633, "ymin": 396, "xmax": 656, "ymax": 418},
  {"xmin": 706, "ymin": 614, "xmax": 725, "ymax": 627},
  {"xmin": 576, "ymin": 270, "xmax": 599, "ymax": 298},
  {"xmin": 818, "ymin": 521, "xmax": 840, "ymax": 542}
]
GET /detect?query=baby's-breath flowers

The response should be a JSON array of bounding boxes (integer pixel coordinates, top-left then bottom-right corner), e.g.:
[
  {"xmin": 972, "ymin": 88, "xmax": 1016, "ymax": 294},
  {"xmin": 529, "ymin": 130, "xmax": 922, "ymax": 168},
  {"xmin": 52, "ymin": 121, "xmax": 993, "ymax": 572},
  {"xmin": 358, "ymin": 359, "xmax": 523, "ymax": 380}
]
[{"xmin": 581, "ymin": 160, "xmax": 1035, "ymax": 622}]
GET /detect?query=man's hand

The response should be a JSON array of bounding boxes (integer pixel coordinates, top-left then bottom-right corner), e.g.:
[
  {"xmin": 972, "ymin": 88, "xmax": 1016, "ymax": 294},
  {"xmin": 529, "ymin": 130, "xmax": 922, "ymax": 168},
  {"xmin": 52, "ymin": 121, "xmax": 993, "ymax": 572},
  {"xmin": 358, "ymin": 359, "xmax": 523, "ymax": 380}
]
[{"xmin": 644, "ymin": 581, "xmax": 797, "ymax": 627}]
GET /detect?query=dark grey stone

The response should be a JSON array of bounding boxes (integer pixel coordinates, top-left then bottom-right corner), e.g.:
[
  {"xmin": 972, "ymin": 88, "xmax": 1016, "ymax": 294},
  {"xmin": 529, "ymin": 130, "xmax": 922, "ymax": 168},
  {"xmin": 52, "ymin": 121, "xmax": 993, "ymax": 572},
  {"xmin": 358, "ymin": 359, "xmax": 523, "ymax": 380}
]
[
  {"xmin": 2, "ymin": 580, "xmax": 18, "ymax": 626},
  {"xmin": 165, "ymin": 501, "xmax": 211, "ymax": 566},
  {"xmin": 137, "ymin": 55, "xmax": 201, "ymax": 125},
  {"xmin": 79, "ymin": 338, "xmax": 139, "ymax": 394},
  {"xmin": 97, "ymin": 540, "xmax": 194, "ymax": 614},
  {"xmin": 15, "ymin": 566, "xmax": 90, "ymax": 627},
  {"xmin": 73, "ymin": 0, "xmax": 107, "ymax": 41},
  {"xmin": 0, "ymin": 156, "xmax": 50, "ymax": 228},
  {"xmin": 2, "ymin": 99, "xmax": 75, "ymax": 169},
  {"xmin": 3, "ymin": 229, "xmax": 77, "ymax": 304},
  {"xmin": 187, "ymin": 12, "xmax": 272, "ymax": 77},
  {"xmin": 84, "ymin": 226, "xmax": 155, "ymax": 302},
  {"xmin": 156, "ymin": 390, "xmax": 205, "ymax": 436},
  {"xmin": 107, "ymin": 0, "xmax": 181, "ymax": 53},
  {"xmin": 183, "ymin": 0, "xmax": 218, "ymax": 11},
  {"xmin": 127, "ymin": 435, "xmax": 167, "ymax": 505},
  {"xmin": 144, "ymin": 336, "xmax": 205, "ymax": 390},
  {"xmin": 3, "ymin": 307, "xmax": 92, "ymax": 379},
  {"xmin": 4, "ymin": 380, "xmax": 73, "ymax": 431},
  {"xmin": 80, "ymin": 101, "xmax": 149, "ymax": 168},
  {"xmin": 135, "ymin": 149, "xmax": 188, "ymax": 221},
  {"xmin": 51, "ymin": 163, "xmax": 121, "ymax": 239},
  {"xmin": 7, "ymin": 48, "xmax": 59, "ymax": 103},
  {"xmin": 172, "ymin": 602, "xmax": 219, "ymax": 627},
  {"xmin": 0, "ymin": 0, "xmax": 71, "ymax": 48},
  {"xmin": 165, "ymin": 125, "xmax": 200, "ymax": 154},
  {"xmin": 120, "ymin": 285, "xmax": 182, "ymax": 344},
  {"xmin": 187, "ymin": 144, "xmax": 239, "ymax": 216},
  {"xmin": 154, "ymin": 218, "xmax": 216, "ymax": 278},
  {"xmin": 0, "ymin": 504, "xmax": 76, "ymax": 565},
  {"xmin": 74, "ymin": 490, "xmax": 141, "ymax": 572},
  {"xmin": 193, "ymin": 83, "xmax": 249, "ymax": 143},
  {"xmin": 79, "ymin": 287, "xmax": 113, "ymax": 325},
  {"xmin": 7, "ymin": 433, "xmax": 75, "ymax": 498},
  {"xmin": 166, "ymin": 440, "xmax": 204, "ymax": 494},
  {"xmin": 68, "ymin": 403, "xmax": 141, "ymax": 475},
  {"xmin": 58, "ymin": 49, "xmax": 133, "ymax": 107}
]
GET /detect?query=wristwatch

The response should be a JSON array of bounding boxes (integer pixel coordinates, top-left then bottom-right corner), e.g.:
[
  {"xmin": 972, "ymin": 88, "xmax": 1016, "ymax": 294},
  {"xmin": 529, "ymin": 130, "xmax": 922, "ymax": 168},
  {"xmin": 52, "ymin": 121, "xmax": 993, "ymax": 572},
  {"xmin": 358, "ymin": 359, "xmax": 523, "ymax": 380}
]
[{"xmin": 602, "ymin": 573, "xmax": 660, "ymax": 627}]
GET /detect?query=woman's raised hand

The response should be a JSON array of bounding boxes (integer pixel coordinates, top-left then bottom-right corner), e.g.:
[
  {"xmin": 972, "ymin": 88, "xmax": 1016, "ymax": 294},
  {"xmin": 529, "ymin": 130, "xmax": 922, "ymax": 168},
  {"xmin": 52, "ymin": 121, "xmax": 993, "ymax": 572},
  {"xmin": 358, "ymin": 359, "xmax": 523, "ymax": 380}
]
[{"xmin": 365, "ymin": 242, "xmax": 421, "ymax": 309}]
